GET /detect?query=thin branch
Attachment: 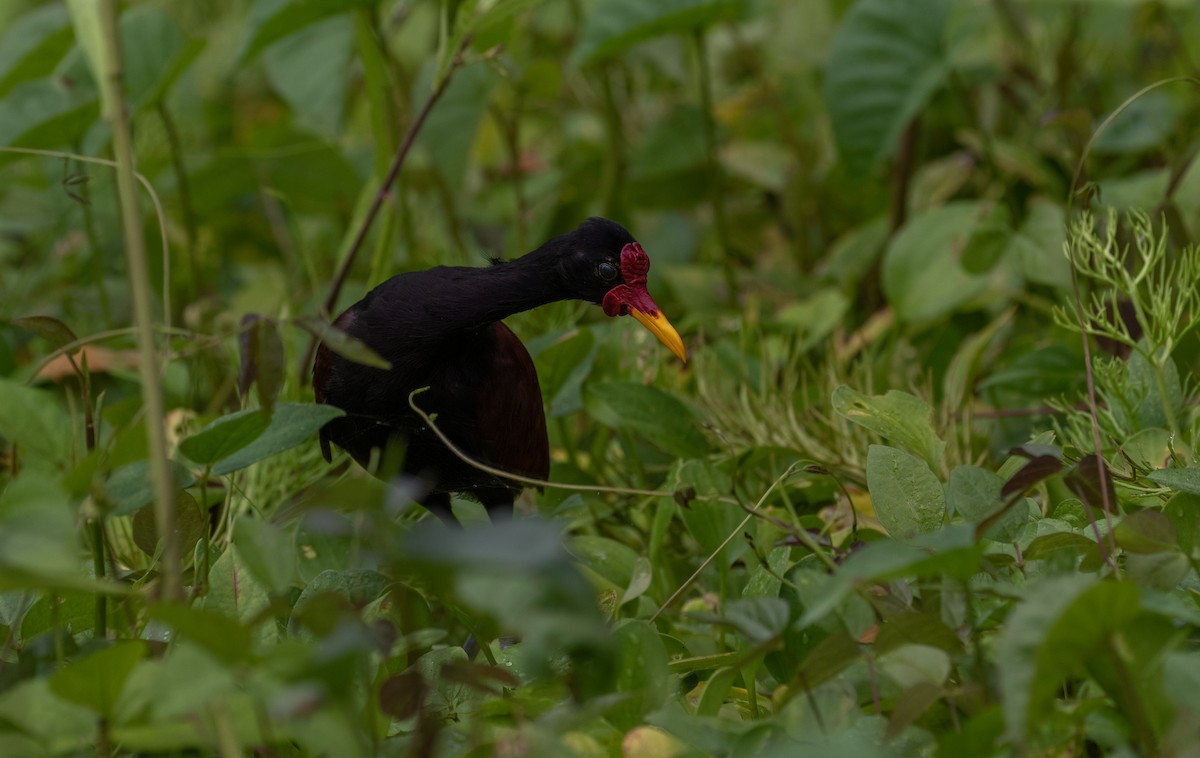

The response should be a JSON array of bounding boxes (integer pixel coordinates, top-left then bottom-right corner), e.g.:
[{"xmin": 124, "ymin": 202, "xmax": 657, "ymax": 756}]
[
  {"xmin": 298, "ymin": 34, "xmax": 476, "ymax": 385},
  {"xmin": 98, "ymin": 0, "xmax": 180, "ymax": 599},
  {"xmin": 406, "ymin": 388, "xmax": 674, "ymax": 498}
]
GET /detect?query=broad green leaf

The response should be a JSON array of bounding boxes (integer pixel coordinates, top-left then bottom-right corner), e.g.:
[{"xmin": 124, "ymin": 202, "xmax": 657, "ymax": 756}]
[
  {"xmin": 49, "ymin": 641, "xmax": 146, "ymax": 716},
  {"xmin": 178, "ymin": 409, "xmax": 269, "ymax": 467},
  {"xmin": 876, "ymin": 644, "xmax": 951, "ymax": 689},
  {"xmin": 0, "ymin": 473, "xmax": 77, "ymax": 580},
  {"xmin": 294, "ymin": 569, "xmax": 389, "ymax": 616},
  {"xmin": 120, "ymin": 5, "xmax": 191, "ymax": 110},
  {"xmin": 866, "ymin": 445, "xmax": 945, "ymax": 539},
  {"xmin": 882, "ymin": 202, "xmax": 992, "ymax": 322},
  {"xmin": 201, "ymin": 546, "xmax": 272, "ymax": 627},
  {"xmin": 0, "ymin": 5, "xmax": 73, "ymax": 98},
  {"xmin": 147, "ymin": 606, "xmax": 253, "ymax": 665},
  {"xmin": 0, "ymin": 80, "xmax": 98, "ymax": 165},
  {"xmin": 0, "ymin": 377, "xmax": 72, "ymax": 467},
  {"xmin": 1164, "ymin": 492, "xmax": 1200, "ymax": 555},
  {"xmin": 694, "ymin": 666, "xmax": 738, "ymax": 717},
  {"xmin": 668, "ymin": 460, "xmax": 742, "ymax": 565},
  {"xmin": 115, "ymin": 642, "xmax": 238, "ymax": 724},
  {"xmin": 571, "ymin": 534, "xmax": 641, "ymax": 593},
  {"xmin": 960, "ymin": 204, "xmax": 1011, "ymax": 275},
  {"xmin": 293, "ymin": 315, "xmax": 391, "ymax": 370},
  {"xmin": 996, "ymin": 576, "xmax": 1141, "ymax": 743},
  {"xmin": 412, "ymin": 60, "xmax": 494, "ymax": 190},
  {"xmin": 584, "ymin": 381, "xmax": 710, "ymax": 458},
  {"xmin": 824, "ymin": 0, "xmax": 953, "ymax": 176},
  {"xmin": 1091, "ymin": 91, "xmax": 1176, "ymax": 155},
  {"xmin": 776, "ymin": 289, "xmax": 849, "ymax": 353},
  {"xmin": 724, "ymin": 597, "xmax": 789, "ymax": 643},
  {"xmin": 832, "ymin": 386, "xmax": 945, "ymax": 468},
  {"xmin": 239, "ymin": 0, "xmax": 375, "ymax": 61},
  {"xmin": 1114, "ymin": 510, "xmax": 1177, "ymax": 554},
  {"xmin": 234, "ymin": 517, "xmax": 296, "ymax": 594},
  {"xmin": 263, "ymin": 15, "xmax": 353, "ymax": 138},
  {"xmin": 182, "ymin": 403, "xmax": 344, "ymax": 476},
  {"xmin": 534, "ymin": 328, "xmax": 597, "ymax": 417},
  {"xmin": 1007, "ymin": 201, "xmax": 1070, "ymax": 289},
  {"xmin": 131, "ymin": 490, "xmax": 207, "ymax": 559},
  {"xmin": 607, "ymin": 620, "xmax": 672, "ymax": 730},
  {"xmin": 238, "ymin": 315, "xmax": 286, "ymax": 414},
  {"xmin": 743, "ymin": 545, "xmax": 789, "ymax": 599},
  {"xmin": 571, "ymin": 0, "xmax": 741, "ymax": 67},
  {"xmin": 103, "ymin": 460, "xmax": 196, "ymax": 516},
  {"xmin": 1147, "ymin": 467, "xmax": 1200, "ymax": 495},
  {"xmin": 0, "ymin": 677, "xmax": 95, "ymax": 745},
  {"xmin": 945, "ymin": 464, "xmax": 1031, "ymax": 542},
  {"xmin": 11, "ymin": 315, "xmax": 78, "ymax": 349}
]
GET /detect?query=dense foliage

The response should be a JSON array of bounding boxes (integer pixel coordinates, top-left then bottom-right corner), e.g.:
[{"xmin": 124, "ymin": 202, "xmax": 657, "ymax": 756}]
[{"xmin": 3, "ymin": 0, "xmax": 1200, "ymax": 755}]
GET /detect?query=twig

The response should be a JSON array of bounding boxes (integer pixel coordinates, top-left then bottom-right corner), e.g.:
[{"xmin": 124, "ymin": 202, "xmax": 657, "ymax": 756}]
[
  {"xmin": 406, "ymin": 388, "xmax": 674, "ymax": 498},
  {"xmin": 298, "ymin": 33, "xmax": 476, "ymax": 384},
  {"xmin": 649, "ymin": 463, "xmax": 802, "ymax": 623},
  {"xmin": 98, "ymin": 0, "xmax": 180, "ymax": 599}
]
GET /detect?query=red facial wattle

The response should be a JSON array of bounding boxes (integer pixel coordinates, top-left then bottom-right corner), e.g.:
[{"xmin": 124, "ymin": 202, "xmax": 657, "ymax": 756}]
[{"xmin": 601, "ymin": 242, "xmax": 687, "ymax": 362}]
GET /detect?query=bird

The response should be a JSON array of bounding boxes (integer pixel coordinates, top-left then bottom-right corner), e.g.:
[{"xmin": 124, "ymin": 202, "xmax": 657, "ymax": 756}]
[{"xmin": 313, "ymin": 217, "xmax": 686, "ymax": 524}]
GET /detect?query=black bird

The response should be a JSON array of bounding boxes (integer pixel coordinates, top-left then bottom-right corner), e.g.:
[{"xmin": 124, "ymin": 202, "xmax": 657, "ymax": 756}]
[{"xmin": 314, "ymin": 218, "xmax": 686, "ymax": 523}]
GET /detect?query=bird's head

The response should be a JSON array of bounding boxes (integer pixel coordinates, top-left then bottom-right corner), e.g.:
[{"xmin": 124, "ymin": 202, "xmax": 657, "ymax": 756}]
[{"xmin": 557, "ymin": 217, "xmax": 687, "ymax": 362}]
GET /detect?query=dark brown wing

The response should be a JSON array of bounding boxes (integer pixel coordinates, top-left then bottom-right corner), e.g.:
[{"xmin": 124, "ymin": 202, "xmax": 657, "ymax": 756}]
[{"xmin": 477, "ymin": 322, "xmax": 550, "ymax": 482}]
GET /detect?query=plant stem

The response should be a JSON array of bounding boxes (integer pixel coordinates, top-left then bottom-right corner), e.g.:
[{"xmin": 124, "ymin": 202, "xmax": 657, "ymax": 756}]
[
  {"xmin": 157, "ymin": 102, "xmax": 200, "ymax": 299},
  {"xmin": 98, "ymin": 0, "xmax": 181, "ymax": 600},
  {"xmin": 693, "ymin": 30, "xmax": 737, "ymax": 302},
  {"xmin": 298, "ymin": 33, "xmax": 475, "ymax": 383}
]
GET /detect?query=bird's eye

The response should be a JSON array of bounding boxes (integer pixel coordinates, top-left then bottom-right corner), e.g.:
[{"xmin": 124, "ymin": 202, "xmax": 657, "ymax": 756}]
[{"xmin": 597, "ymin": 261, "xmax": 618, "ymax": 282}]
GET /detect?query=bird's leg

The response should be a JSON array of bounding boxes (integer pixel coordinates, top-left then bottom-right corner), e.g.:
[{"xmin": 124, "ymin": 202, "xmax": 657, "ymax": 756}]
[
  {"xmin": 420, "ymin": 491, "xmax": 460, "ymax": 527},
  {"xmin": 477, "ymin": 487, "xmax": 518, "ymax": 522}
]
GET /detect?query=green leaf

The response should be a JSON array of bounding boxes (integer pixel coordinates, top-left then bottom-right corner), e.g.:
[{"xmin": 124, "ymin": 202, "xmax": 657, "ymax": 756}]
[
  {"xmin": 724, "ymin": 597, "xmax": 790, "ymax": 643},
  {"xmin": 1164, "ymin": 492, "xmax": 1200, "ymax": 555},
  {"xmin": 571, "ymin": 535, "xmax": 641, "ymax": 592},
  {"xmin": 534, "ymin": 328, "xmax": 597, "ymax": 417},
  {"xmin": 132, "ymin": 490, "xmax": 207, "ymax": 559},
  {"xmin": 412, "ymin": 60, "xmax": 494, "ymax": 190},
  {"xmin": 866, "ymin": 445, "xmax": 945, "ymax": 539},
  {"xmin": 1147, "ymin": 467, "xmax": 1200, "ymax": 495},
  {"xmin": 49, "ymin": 641, "xmax": 146, "ymax": 716},
  {"xmin": 996, "ymin": 576, "xmax": 1141, "ymax": 743},
  {"xmin": 832, "ymin": 386, "xmax": 945, "ymax": 468},
  {"xmin": 233, "ymin": 517, "xmax": 296, "ymax": 594},
  {"xmin": 239, "ymin": 0, "xmax": 375, "ymax": 61},
  {"xmin": 178, "ymin": 409, "xmax": 269, "ymax": 467},
  {"xmin": 571, "ymin": 0, "xmax": 741, "ymax": 67},
  {"xmin": 147, "ymin": 606, "xmax": 253, "ymax": 665},
  {"xmin": 607, "ymin": 620, "xmax": 672, "ymax": 730},
  {"xmin": 11, "ymin": 315, "xmax": 78, "ymax": 349},
  {"xmin": 0, "ymin": 473, "xmax": 76, "ymax": 582},
  {"xmin": 0, "ymin": 80, "xmax": 98, "ymax": 162},
  {"xmin": 694, "ymin": 666, "xmax": 739, "ymax": 717},
  {"xmin": 0, "ymin": 377, "xmax": 72, "ymax": 467},
  {"xmin": 945, "ymin": 464, "xmax": 1028, "ymax": 543},
  {"xmin": 263, "ymin": 15, "xmax": 353, "ymax": 138},
  {"xmin": 882, "ymin": 202, "xmax": 993, "ymax": 322},
  {"xmin": 293, "ymin": 315, "xmax": 391, "ymax": 370},
  {"xmin": 180, "ymin": 403, "xmax": 344, "ymax": 475},
  {"xmin": 824, "ymin": 0, "xmax": 953, "ymax": 176},
  {"xmin": 584, "ymin": 381, "xmax": 710, "ymax": 458},
  {"xmin": 103, "ymin": 460, "xmax": 196, "ymax": 517},
  {"xmin": 1114, "ymin": 510, "xmax": 1177, "ymax": 555},
  {"xmin": 238, "ymin": 315, "xmax": 286, "ymax": 415},
  {"xmin": 0, "ymin": 5, "xmax": 73, "ymax": 98}
]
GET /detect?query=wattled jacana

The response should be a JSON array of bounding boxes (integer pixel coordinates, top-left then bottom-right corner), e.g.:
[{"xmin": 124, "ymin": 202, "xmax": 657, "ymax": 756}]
[{"xmin": 314, "ymin": 218, "xmax": 686, "ymax": 523}]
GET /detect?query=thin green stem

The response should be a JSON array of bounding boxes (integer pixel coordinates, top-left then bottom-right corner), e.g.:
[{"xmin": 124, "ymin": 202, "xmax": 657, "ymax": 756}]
[
  {"xmin": 98, "ymin": 0, "xmax": 180, "ymax": 600},
  {"xmin": 157, "ymin": 101, "xmax": 200, "ymax": 299},
  {"xmin": 693, "ymin": 30, "xmax": 737, "ymax": 302}
]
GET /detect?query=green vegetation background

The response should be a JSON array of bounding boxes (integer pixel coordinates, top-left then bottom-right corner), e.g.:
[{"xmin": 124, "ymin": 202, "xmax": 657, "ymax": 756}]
[{"xmin": 2, "ymin": 0, "xmax": 1200, "ymax": 755}]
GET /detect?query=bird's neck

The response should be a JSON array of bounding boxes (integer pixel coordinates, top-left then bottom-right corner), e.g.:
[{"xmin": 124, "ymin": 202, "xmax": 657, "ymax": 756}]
[{"xmin": 453, "ymin": 247, "xmax": 567, "ymax": 327}]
